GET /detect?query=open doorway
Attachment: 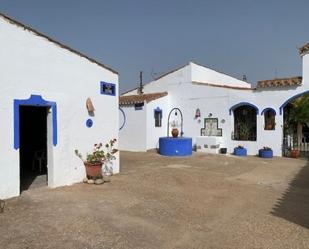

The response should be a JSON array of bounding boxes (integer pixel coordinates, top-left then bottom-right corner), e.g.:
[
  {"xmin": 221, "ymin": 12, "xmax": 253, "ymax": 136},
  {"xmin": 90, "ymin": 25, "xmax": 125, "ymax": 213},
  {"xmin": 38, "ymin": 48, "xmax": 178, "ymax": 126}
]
[
  {"xmin": 282, "ymin": 93, "xmax": 309, "ymax": 157},
  {"xmin": 19, "ymin": 106, "xmax": 48, "ymax": 192}
]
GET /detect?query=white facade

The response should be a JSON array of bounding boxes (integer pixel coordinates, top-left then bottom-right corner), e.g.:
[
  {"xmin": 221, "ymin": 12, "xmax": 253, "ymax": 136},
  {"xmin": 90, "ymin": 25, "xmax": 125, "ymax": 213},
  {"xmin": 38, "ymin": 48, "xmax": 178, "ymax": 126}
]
[
  {"xmin": 120, "ymin": 50, "xmax": 309, "ymax": 156},
  {"xmin": 0, "ymin": 14, "xmax": 119, "ymax": 199}
]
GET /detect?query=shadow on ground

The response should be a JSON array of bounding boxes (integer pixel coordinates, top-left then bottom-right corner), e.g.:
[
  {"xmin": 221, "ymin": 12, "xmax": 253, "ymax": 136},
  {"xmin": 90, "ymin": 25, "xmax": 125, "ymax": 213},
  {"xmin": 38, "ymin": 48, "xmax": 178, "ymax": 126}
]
[{"xmin": 271, "ymin": 160, "xmax": 309, "ymax": 229}]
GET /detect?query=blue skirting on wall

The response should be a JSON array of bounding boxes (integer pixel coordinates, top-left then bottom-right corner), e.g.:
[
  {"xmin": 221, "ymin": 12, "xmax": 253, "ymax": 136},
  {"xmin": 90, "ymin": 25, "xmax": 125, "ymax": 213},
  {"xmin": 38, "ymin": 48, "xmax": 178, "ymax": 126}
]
[{"xmin": 159, "ymin": 137, "xmax": 192, "ymax": 156}]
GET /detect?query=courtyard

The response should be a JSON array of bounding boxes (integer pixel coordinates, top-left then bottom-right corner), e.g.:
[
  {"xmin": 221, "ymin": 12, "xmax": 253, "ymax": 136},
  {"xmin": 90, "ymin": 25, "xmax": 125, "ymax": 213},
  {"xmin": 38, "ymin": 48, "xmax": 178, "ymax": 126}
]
[{"xmin": 1, "ymin": 151, "xmax": 309, "ymax": 249}]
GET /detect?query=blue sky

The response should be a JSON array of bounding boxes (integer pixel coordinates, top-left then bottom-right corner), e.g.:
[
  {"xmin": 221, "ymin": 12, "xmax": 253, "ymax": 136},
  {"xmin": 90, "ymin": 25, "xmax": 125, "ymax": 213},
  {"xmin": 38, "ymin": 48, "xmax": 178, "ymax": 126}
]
[{"xmin": 0, "ymin": 0, "xmax": 308, "ymax": 93}]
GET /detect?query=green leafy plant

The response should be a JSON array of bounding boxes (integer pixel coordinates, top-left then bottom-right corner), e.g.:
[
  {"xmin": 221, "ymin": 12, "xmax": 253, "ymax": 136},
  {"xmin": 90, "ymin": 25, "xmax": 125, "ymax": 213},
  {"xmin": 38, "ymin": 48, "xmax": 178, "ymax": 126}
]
[
  {"xmin": 75, "ymin": 139, "xmax": 118, "ymax": 165},
  {"xmin": 289, "ymin": 95, "xmax": 309, "ymax": 124},
  {"xmin": 238, "ymin": 122, "xmax": 251, "ymax": 140}
]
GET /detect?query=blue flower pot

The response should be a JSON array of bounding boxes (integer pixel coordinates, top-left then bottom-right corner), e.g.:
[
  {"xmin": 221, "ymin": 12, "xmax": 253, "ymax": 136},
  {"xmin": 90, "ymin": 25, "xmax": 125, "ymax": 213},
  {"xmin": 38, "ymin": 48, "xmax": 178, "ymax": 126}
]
[
  {"xmin": 234, "ymin": 147, "xmax": 247, "ymax": 156},
  {"xmin": 259, "ymin": 149, "xmax": 273, "ymax": 158}
]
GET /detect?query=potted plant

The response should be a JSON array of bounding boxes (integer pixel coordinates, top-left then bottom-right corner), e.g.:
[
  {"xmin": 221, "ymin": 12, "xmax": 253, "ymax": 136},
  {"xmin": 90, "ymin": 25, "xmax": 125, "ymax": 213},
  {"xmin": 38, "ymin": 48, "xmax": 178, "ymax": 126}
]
[
  {"xmin": 289, "ymin": 135, "xmax": 300, "ymax": 158},
  {"xmin": 75, "ymin": 139, "xmax": 118, "ymax": 183},
  {"xmin": 259, "ymin": 146, "xmax": 273, "ymax": 158},
  {"xmin": 265, "ymin": 122, "xmax": 275, "ymax": 130},
  {"xmin": 234, "ymin": 145, "xmax": 247, "ymax": 156},
  {"xmin": 170, "ymin": 120, "xmax": 179, "ymax": 138}
]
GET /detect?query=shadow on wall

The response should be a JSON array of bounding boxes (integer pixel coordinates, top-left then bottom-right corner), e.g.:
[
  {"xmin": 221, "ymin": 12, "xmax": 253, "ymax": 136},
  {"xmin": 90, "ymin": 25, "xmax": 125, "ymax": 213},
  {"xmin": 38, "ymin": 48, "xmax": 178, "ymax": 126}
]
[{"xmin": 271, "ymin": 160, "xmax": 309, "ymax": 229}]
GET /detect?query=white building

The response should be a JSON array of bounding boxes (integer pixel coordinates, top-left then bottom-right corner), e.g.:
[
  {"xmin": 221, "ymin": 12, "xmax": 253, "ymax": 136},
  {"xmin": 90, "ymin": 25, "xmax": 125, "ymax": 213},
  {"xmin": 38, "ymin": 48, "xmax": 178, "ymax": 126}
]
[
  {"xmin": 119, "ymin": 44, "xmax": 309, "ymax": 157},
  {"xmin": 0, "ymin": 13, "xmax": 119, "ymax": 199}
]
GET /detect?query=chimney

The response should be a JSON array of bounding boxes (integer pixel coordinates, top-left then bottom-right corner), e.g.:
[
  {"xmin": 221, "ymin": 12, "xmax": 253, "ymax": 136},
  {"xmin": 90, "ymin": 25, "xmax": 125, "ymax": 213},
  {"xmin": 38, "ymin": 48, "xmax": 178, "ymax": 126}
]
[{"xmin": 138, "ymin": 71, "xmax": 144, "ymax": 95}]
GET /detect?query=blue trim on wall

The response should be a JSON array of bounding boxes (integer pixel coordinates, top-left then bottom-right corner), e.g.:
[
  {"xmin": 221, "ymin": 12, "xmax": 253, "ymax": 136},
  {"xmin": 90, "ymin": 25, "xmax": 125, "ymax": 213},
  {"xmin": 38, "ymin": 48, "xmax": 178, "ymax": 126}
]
[
  {"xmin": 14, "ymin": 94, "xmax": 57, "ymax": 150},
  {"xmin": 279, "ymin": 90, "xmax": 309, "ymax": 115},
  {"xmin": 229, "ymin": 102, "xmax": 259, "ymax": 115},
  {"xmin": 119, "ymin": 107, "xmax": 126, "ymax": 131},
  {"xmin": 261, "ymin": 107, "xmax": 276, "ymax": 116},
  {"xmin": 100, "ymin": 81, "xmax": 116, "ymax": 96}
]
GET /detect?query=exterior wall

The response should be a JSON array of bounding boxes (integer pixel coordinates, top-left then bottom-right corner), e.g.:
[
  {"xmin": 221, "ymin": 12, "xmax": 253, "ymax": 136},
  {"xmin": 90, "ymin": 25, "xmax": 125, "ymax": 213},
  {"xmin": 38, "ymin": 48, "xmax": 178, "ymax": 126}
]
[
  {"xmin": 170, "ymin": 82, "xmax": 307, "ymax": 156},
  {"xmin": 303, "ymin": 52, "xmax": 309, "ymax": 85},
  {"xmin": 121, "ymin": 54, "xmax": 309, "ymax": 156},
  {"xmin": 146, "ymin": 96, "xmax": 169, "ymax": 150},
  {"xmin": 119, "ymin": 104, "xmax": 147, "ymax": 151},
  {"xmin": 0, "ymin": 17, "xmax": 119, "ymax": 199},
  {"xmin": 191, "ymin": 62, "xmax": 251, "ymax": 88}
]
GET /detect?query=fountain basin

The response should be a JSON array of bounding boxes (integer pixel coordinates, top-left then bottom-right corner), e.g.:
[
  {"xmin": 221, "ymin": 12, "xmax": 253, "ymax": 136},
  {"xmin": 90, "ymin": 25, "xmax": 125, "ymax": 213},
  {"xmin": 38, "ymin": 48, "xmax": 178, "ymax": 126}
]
[{"xmin": 159, "ymin": 137, "xmax": 192, "ymax": 156}]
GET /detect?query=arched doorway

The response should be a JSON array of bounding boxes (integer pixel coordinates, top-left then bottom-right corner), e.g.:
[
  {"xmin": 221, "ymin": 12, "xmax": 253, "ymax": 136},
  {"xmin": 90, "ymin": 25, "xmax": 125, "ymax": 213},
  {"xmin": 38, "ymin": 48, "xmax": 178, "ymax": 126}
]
[
  {"xmin": 280, "ymin": 91, "xmax": 309, "ymax": 157},
  {"xmin": 230, "ymin": 102, "xmax": 258, "ymax": 141}
]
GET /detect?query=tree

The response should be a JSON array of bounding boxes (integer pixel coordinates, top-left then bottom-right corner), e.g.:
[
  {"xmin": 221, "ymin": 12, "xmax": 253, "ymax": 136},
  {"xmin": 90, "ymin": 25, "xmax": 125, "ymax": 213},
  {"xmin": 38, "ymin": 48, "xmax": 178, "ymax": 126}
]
[
  {"xmin": 288, "ymin": 94, "xmax": 309, "ymax": 146},
  {"xmin": 289, "ymin": 94, "xmax": 309, "ymax": 124}
]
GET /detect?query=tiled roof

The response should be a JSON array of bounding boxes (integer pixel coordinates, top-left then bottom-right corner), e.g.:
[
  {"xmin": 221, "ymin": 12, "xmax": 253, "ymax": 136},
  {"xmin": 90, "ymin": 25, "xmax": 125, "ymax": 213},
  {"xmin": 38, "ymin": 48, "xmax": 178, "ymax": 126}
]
[
  {"xmin": 119, "ymin": 92, "xmax": 168, "ymax": 105},
  {"xmin": 0, "ymin": 13, "xmax": 118, "ymax": 74},
  {"xmin": 299, "ymin": 43, "xmax": 309, "ymax": 55},
  {"xmin": 257, "ymin": 77, "xmax": 302, "ymax": 89}
]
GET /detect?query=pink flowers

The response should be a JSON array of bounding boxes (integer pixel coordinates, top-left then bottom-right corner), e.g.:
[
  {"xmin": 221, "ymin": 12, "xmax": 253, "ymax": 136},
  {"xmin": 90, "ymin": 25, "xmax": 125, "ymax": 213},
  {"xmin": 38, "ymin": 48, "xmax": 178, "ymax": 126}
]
[{"xmin": 75, "ymin": 139, "xmax": 118, "ymax": 165}]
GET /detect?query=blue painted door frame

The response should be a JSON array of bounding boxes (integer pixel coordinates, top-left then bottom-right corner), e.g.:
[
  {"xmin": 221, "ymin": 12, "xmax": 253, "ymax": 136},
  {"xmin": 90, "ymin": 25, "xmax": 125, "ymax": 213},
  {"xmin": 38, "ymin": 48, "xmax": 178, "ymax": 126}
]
[{"xmin": 14, "ymin": 94, "xmax": 57, "ymax": 150}]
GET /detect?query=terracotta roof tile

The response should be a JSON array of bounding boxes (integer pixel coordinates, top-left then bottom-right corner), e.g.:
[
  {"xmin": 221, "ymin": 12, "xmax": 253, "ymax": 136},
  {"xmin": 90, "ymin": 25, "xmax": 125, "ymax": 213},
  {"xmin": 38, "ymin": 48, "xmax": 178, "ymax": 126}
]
[
  {"xmin": 299, "ymin": 43, "xmax": 309, "ymax": 55},
  {"xmin": 257, "ymin": 77, "xmax": 302, "ymax": 89},
  {"xmin": 119, "ymin": 92, "xmax": 168, "ymax": 105}
]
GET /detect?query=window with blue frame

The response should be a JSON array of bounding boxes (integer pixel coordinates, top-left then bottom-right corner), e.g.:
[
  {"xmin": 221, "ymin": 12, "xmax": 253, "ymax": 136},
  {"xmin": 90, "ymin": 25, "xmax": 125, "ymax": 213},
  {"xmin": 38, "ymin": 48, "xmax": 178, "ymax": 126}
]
[
  {"xmin": 264, "ymin": 109, "xmax": 276, "ymax": 130},
  {"xmin": 154, "ymin": 107, "xmax": 162, "ymax": 127},
  {"xmin": 134, "ymin": 103, "xmax": 144, "ymax": 110},
  {"xmin": 100, "ymin": 82, "xmax": 116, "ymax": 96}
]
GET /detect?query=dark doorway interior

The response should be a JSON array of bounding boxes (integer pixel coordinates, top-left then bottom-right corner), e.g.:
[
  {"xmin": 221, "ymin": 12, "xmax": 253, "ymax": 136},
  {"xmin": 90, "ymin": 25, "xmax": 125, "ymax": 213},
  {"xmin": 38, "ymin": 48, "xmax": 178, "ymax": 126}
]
[
  {"xmin": 233, "ymin": 105, "xmax": 257, "ymax": 141},
  {"xmin": 20, "ymin": 106, "xmax": 48, "ymax": 193}
]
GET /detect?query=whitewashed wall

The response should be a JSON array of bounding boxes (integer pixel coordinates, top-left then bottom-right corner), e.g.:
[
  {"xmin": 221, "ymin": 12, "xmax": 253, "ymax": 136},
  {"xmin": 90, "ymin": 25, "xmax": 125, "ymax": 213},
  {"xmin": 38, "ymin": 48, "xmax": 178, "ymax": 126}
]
[
  {"xmin": 0, "ymin": 17, "xmax": 119, "ymax": 199},
  {"xmin": 123, "ymin": 64, "xmax": 191, "ymax": 96},
  {"xmin": 146, "ymin": 96, "xmax": 169, "ymax": 150},
  {"xmin": 303, "ymin": 51, "xmax": 309, "ymax": 85},
  {"xmin": 191, "ymin": 62, "xmax": 251, "ymax": 88},
  {"xmin": 119, "ymin": 105, "xmax": 147, "ymax": 151}
]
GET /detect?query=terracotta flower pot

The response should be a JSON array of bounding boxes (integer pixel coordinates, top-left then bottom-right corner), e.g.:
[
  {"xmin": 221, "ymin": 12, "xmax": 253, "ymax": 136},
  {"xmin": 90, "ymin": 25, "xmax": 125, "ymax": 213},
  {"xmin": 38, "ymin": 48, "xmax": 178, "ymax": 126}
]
[
  {"xmin": 84, "ymin": 162, "xmax": 103, "ymax": 178},
  {"xmin": 265, "ymin": 124, "xmax": 273, "ymax": 130},
  {"xmin": 171, "ymin": 128, "xmax": 179, "ymax": 138},
  {"xmin": 289, "ymin": 149, "xmax": 300, "ymax": 158}
]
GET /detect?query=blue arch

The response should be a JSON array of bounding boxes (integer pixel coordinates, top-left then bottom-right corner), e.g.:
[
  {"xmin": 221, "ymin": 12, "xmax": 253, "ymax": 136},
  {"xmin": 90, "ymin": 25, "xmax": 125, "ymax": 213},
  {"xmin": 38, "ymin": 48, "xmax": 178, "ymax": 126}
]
[
  {"xmin": 279, "ymin": 90, "xmax": 309, "ymax": 115},
  {"xmin": 119, "ymin": 107, "xmax": 126, "ymax": 131},
  {"xmin": 229, "ymin": 102, "xmax": 259, "ymax": 115},
  {"xmin": 261, "ymin": 107, "xmax": 276, "ymax": 116},
  {"xmin": 14, "ymin": 94, "xmax": 57, "ymax": 150}
]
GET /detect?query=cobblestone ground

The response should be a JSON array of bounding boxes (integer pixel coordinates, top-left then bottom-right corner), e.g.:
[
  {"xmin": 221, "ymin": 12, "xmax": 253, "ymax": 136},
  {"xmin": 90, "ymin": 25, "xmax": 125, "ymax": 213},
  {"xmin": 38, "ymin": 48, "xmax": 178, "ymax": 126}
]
[{"xmin": 1, "ymin": 151, "xmax": 309, "ymax": 249}]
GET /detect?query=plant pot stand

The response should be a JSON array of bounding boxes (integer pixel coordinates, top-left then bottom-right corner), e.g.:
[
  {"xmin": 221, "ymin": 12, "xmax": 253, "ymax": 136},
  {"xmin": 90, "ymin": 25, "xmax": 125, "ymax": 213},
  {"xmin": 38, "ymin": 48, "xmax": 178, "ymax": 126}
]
[{"xmin": 83, "ymin": 177, "xmax": 104, "ymax": 185}]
